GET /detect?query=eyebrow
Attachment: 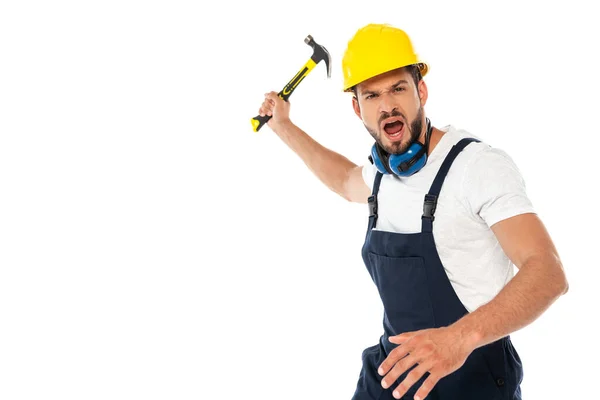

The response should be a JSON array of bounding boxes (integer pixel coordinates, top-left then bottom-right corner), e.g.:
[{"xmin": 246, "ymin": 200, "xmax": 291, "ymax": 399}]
[
  {"xmin": 361, "ymin": 79, "xmax": 409, "ymax": 96},
  {"xmin": 391, "ymin": 79, "xmax": 409, "ymax": 88}
]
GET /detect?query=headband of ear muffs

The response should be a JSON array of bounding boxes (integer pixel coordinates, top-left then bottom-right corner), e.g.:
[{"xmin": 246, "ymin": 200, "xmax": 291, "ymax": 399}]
[{"xmin": 368, "ymin": 118, "xmax": 432, "ymax": 177}]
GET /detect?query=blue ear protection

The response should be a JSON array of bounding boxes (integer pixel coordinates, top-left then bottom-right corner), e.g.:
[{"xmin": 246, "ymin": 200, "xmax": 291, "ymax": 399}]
[{"xmin": 368, "ymin": 118, "xmax": 433, "ymax": 177}]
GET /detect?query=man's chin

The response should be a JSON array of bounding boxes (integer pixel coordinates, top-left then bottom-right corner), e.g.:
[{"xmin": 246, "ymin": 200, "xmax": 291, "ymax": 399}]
[{"xmin": 381, "ymin": 140, "xmax": 406, "ymax": 155}]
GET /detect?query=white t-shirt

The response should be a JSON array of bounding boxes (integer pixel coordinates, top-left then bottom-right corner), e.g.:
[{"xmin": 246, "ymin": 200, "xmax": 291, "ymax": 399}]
[{"xmin": 361, "ymin": 125, "xmax": 536, "ymax": 312}]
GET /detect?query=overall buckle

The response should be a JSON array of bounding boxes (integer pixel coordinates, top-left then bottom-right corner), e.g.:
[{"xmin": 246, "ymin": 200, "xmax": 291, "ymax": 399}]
[
  {"xmin": 368, "ymin": 195, "xmax": 378, "ymax": 217},
  {"xmin": 422, "ymin": 194, "xmax": 437, "ymax": 221}
]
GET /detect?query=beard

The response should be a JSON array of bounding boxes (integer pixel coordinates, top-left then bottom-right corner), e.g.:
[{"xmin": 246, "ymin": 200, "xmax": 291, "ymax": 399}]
[{"xmin": 365, "ymin": 106, "xmax": 424, "ymax": 155}]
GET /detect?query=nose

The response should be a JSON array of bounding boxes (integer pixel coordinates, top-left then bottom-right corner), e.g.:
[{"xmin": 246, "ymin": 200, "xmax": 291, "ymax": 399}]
[{"xmin": 378, "ymin": 92, "xmax": 396, "ymax": 115}]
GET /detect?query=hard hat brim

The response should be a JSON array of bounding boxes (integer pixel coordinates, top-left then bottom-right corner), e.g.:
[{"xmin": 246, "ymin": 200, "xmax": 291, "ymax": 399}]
[{"xmin": 343, "ymin": 62, "xmax": 429, "ymax": 93}]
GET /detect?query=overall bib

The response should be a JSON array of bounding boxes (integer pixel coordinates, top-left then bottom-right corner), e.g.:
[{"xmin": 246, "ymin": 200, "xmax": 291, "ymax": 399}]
[{"xmin": 352, "ymin": 138, "xmax": 524, "ymax": 400}]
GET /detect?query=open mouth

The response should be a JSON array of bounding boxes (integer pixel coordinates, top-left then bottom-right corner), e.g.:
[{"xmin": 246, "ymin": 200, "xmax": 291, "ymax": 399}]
[{"xmin": 382, "ymin": 119, "xmax": 405, "ymax": 140}]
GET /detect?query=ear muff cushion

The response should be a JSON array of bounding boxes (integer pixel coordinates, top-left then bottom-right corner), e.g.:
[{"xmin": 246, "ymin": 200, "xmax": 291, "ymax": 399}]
[
  {"xmin": 371, "ymin": 144, "xmax": 392, "ymax": 174},
  {"xmin": 389, "ymin": 142, "xmax": 427, "ymax": 177}
]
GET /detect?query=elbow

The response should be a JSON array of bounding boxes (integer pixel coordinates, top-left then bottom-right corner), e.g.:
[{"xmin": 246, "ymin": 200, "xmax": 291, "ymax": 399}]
[
  {"xmin": 560, "ymin": 274, "xmax": 569, "ymax": 295},
  {"xmin": 523, "ymin": 253, "xmax": 569, "ymax": 297},
  {"xmin": 544, "ymin": 253, "xmax": 569, "ymax": 296},
  {"xmin": 555, "ymin": 258, "xmax": 569, "ymax": 295}
]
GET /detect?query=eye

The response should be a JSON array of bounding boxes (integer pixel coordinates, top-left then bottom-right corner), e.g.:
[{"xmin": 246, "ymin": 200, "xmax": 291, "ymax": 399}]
[
  {"xmin": 365, "ymin": 93, "xmax": 378, "ymax": 100},
  {"xmin": 394, "ymin": 87, "xmax": 406, "ymax": 92}
]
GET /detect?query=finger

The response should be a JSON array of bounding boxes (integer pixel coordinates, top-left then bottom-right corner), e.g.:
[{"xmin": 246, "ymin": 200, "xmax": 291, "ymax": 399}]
[
  {"xmin": 265, "ymin": 100, "xmax": 275, "ymax": 111},
  {"xmin": 413, "ymin": 371, "xmax": 441, "ymax": 400},
  {"xmin": 258, "ymin": 107, "xmax": 272, "ymax": 117},
  {"xmin": 262, "ymin": 96, "xmax": 275, "ymax": 107},
  {"xmin": 389, "ymin": 330, "xmax": 422, "ymax": 344},
  {"xmin": 381, "ymin": 353, "xmax": 417, "ymax": 390},
  {"xmin": 260, "ymin": 102, "xmax": 273, "ymax": 116},
  {"xmin": 392, "ymin": 363, "xmax": 432, "ymax": 399},
  {"xmin": 379, "ymin": 344, "xmax": 411, "ymax": 376},
  {"xmin": 265, "ymin": 91, "xmax": 282, "ymax": 103}
]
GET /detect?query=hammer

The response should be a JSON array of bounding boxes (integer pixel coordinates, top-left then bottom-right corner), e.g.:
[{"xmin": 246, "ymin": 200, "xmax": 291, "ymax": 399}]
[{"xmin": 251, "ymin": 34, "xmax": 331, "ymax": 132}]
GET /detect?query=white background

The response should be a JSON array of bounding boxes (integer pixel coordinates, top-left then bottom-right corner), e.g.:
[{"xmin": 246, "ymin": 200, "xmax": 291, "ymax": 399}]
[{"xmin": 1, "ymin": 0, "xmax": 598, "ymax": 399}]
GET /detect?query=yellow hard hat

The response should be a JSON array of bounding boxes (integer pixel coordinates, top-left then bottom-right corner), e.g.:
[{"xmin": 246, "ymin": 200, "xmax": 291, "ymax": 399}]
[{"xmin": 341, "ymin": 23, "xmax": 428, "ymax": 92}]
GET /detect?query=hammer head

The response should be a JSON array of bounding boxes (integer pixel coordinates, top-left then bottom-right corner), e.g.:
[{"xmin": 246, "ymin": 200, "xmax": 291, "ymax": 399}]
[{"xmin": 304, "ymin": 35, "xmax": 331, "ymax": 78}]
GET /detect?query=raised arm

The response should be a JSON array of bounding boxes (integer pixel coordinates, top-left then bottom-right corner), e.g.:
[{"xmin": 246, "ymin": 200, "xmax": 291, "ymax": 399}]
[{"xmin": 258, "ymin": 91, "xmax": 371, "ymax": 203}]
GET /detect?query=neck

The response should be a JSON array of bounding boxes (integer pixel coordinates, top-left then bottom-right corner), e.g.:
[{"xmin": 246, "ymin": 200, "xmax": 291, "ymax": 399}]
[{"xmin": 426, "ymin": 127, "xmax": 445, "ymax": 156}]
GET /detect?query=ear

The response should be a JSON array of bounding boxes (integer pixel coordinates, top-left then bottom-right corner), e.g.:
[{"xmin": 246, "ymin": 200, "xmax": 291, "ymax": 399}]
[
  {"xmin": 352, "ymin": 96, "xmax": 362, "ymax": 119},
  {"xmin": 418, "ymin": 79, "xmax": 428, "ymax": 106}
]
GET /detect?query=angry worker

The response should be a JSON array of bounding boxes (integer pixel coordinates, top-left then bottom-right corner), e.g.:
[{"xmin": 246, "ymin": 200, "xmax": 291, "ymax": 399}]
[{"xmin": 256, "ymin": 23, "xmax": 568, "ymax": 400}]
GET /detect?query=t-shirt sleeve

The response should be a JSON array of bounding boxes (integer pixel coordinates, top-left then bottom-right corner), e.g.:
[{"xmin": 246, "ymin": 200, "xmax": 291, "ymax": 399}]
[
  {"xmin": 462, "ymin": 147, "xmax": 536, "ymax": 227},
  {"xmin": 361, "ymin": 161, "xmax": 377, "ymax": 191}
]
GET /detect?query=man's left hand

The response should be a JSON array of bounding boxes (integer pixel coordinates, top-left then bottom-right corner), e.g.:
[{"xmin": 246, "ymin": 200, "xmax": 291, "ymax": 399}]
[{"xmin": 378, "ymin": 326, "xmax": 477, "ymax": 400}]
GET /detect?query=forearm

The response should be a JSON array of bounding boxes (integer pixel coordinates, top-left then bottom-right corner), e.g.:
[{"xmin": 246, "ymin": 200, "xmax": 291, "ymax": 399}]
[
  {"xmin": 452, "ymin": 254, "xmax": 568, "ymax": 350},
  {"xmin": 272, "ymin": 120, "xmax": 357, "ymax": 199}
]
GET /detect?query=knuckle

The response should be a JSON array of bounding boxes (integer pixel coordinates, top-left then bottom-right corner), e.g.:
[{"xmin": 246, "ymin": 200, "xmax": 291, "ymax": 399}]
[
  {"xmin": 429, "ymin": 359, "xmax": 444, "ymax": 372},
  {"xmin": 428, "ymin": 373, "xmax": 441, "ymax": 384},
  {"xmin": 438, "ymin": 359, "xmax": 451, "ymax": 371},
  {"xmin": 391, "ymin": 347, "xmax": 405, "ymax": 358},
  {"xmin": 407, "ymin": 369, "xmax": 421, "ymax": 382},
  {"xmin": 398, "ymin": 357, "xmax": 409, "ymax": 369},
  {"xmin": 396, "ymin": 382, "xmax": 409, "ymax": 393},
  {"xmin": 422, "ymin": 343, "xmax": 434, "ymax": 353},
  {"xmin": 389, "ymin": 362, "xmax": 401, "ymax": 375},
  {"xmin": 421, "ymin": 379, "xmax": 434, "ymax": 391}
]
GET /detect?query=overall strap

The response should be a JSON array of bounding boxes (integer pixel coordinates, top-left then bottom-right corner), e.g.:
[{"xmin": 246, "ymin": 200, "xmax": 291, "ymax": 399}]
[
  {"xmin": 367, "ymin": 172, "xmax": 384, "ymax": 230},
  {"xmin": 421, "ymin": 138, "xmax": 480, "ymax": 233}
]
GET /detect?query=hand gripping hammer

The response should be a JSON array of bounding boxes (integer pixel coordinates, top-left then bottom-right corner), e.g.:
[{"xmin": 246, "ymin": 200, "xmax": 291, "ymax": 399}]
[{"xmin": 251, "ymin": 35, "xmax": 331, "ymax": 132}]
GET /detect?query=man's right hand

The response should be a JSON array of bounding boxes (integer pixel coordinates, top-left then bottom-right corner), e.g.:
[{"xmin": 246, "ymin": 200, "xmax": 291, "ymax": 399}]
[{"xmin": 258, "ymin": 91, "xmax": 291, "ymax": 131}]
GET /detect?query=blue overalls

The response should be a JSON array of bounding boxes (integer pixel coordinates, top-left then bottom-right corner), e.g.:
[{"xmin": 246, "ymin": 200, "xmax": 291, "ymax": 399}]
[{"xmin": 352, "ymin": 138, "xmax": 524, "ymax": 400}]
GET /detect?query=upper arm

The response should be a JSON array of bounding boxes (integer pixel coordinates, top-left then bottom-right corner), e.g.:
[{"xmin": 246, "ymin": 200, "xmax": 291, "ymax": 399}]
[
  {"xmin": 464, "ymin": 146, "xmax": 567, "ymax": 288},
  {"xmin": 343, "ymin": 165, "xmax": 371, "ymax": 204},
  {"xmin": 491, "ymin": 213, "xmax": 558, "ymax": 268},
  {"xmin": 491, "ymin": 212, "xmax": 568, "ymax": 292}
]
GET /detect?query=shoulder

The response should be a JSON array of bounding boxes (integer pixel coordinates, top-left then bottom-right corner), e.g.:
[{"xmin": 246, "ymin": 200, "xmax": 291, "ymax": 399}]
[
  {"xmin": 438, "ymin": 125, "xmax": 522, "ymax": 176},
  {"xmin": 440, "ymin": 126, "xmax": 534, "ymax": 226}
]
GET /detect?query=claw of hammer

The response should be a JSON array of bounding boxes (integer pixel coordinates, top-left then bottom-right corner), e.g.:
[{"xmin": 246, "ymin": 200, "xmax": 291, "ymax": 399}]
[
  {"xmin": 304, "ymin": 35, "xmax": 332, "ymax": 79},
  {"xmin": 251, "ymin": 34, "xmax": 332, "ymax": 132}
]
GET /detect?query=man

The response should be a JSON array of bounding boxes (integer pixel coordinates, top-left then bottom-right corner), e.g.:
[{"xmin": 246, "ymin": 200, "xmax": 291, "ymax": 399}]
[{"xmin": 257, "ymin": 23, "xmax": 568, "ymax": 400}]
